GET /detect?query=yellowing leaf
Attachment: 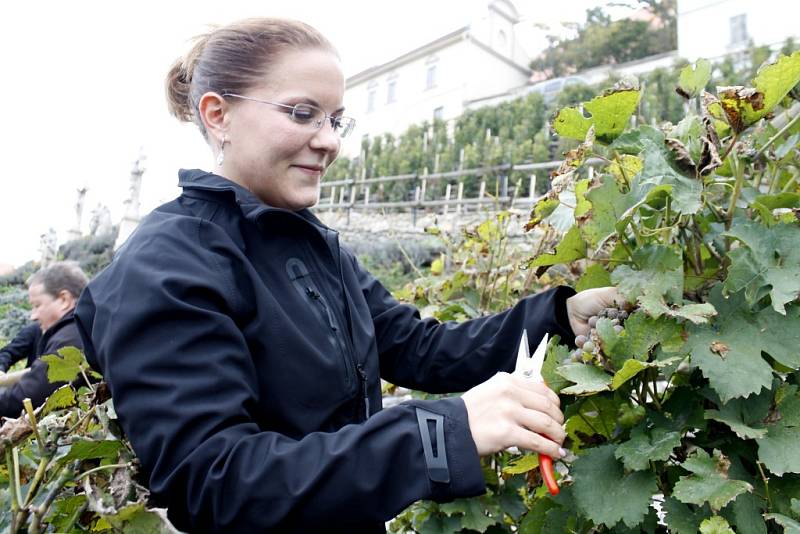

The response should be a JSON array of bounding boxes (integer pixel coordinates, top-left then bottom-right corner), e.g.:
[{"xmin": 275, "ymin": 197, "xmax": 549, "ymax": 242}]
[{"xmin": 552, "ymin": 89, "xmax": 641, "ymax": 144}]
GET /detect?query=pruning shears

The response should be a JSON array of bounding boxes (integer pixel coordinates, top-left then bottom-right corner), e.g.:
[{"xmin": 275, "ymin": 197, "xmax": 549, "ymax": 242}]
[{"xmin": 514, "ymin": 329, "xmax": 560, "ymax": 496}]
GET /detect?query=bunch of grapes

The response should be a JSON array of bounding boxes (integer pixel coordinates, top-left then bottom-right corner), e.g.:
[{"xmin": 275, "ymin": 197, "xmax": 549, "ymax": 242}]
[{"xmin": 568, "ymin": 305, "xmax": 632, "ymax": 366}]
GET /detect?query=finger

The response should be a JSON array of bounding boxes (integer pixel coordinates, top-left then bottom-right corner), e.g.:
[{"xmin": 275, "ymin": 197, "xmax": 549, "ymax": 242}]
[
  {"xmin": 512, "ymin": 386, "xmax": 564, "ymax": 425},
  {"xmin": 515, "ymin": 408, "xmax": 566, "ymax": 445},
  {"xmin": 509, "ymin": 425, "xmax": 564, "ymax": 458},
  {"xmin": 511, "ymin": 375, "xmax": 560, "ymax": 406}
]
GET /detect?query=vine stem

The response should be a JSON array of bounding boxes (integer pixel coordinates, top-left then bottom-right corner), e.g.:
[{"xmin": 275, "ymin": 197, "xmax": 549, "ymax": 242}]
[
  {"xmin": 725, "ymin": 154, "xmax": 745, "ymax": 232},
  {"xmin": 75, "ymin": 462, "xmax": 129, "ymax": 481},
  {"xmin": 756, "ymin": 461, "xmax": 772, "ymax": 508},
  {"xmin": 754, "ymin": 110, "xmax": 800, "ymax": 160},
  {"xmin": 6, "ymin": 446, "xmax": 20, "ymax": 530},
  {"xmin": 23, "ymin": 398, "xmax": 43, "ymax": 446}
]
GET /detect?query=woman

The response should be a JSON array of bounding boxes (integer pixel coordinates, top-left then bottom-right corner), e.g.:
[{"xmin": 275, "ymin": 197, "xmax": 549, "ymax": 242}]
[{"xmin": 75, "ymin": 18, "xmax": 615, "ymax": 532}]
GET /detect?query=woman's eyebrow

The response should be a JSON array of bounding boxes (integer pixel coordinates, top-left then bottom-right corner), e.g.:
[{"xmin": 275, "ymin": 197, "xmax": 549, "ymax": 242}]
[{"xmin": 287, "ymin": 96, "xmax": 345, "ymax": 114}]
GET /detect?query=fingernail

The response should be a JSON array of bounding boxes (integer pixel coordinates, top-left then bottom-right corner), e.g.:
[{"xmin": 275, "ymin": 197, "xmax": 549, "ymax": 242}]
[{"xmin": 558, "ymin": 447, "xmax": 567, "ymax": 458}]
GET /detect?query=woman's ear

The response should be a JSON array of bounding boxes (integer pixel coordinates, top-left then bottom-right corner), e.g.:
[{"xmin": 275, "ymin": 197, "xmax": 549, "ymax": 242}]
[{"xmin": 198, "ymin": 92, "xmax": 229, "ymax": 144}]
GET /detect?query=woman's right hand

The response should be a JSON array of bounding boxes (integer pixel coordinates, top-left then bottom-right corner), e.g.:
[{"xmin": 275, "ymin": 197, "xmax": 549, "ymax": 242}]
[{"xmin": 461, "ymin": 372, "xmax": 566, "ymax": 458}]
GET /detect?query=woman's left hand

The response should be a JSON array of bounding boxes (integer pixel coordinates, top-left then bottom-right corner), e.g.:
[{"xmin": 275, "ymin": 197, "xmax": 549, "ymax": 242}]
[{"xmin": 565, "ymin": 287, "xmax": 625, "ymax": 337}]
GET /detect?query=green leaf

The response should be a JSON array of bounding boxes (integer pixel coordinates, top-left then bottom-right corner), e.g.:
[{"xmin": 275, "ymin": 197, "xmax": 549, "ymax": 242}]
[
  {"xmin": 704, "ymin": 407, "xmax": 767, "ymax": 440},
  {"xmin": 757, "ymin": 425, "xmax": 800, "ymax": 475},
  {"xmin": 699, "ymin": 516, "xmax": 735, "ymax": 534},
  {"xmin": 502, "ymin": 454, "xmax": 539, "ymax": 475},
  {"xmin": 556, "ymin": 363, "xmax": 611, "ymax": 395},
  {"xmin": 542, "ymin": 335, "xmax": 570, "ymax": 393},
  {"xmin": 47, "ymin": 495, "xmax": 88, "ymax": 533},
  {"xmin": 62, "ymin": 439, "xmax": 123, "ymax": 463},
  {"xmin": 41, "ymin": 346, "xmax": 86, "ymax": 383},
  {"xmin": 610, "ymin": 125, "xmax": 665, "ymax": 155},
  {"xmin": 519, "ymin": 498, "xmax": 558, "ymax": 534},
  {"xmin": 672, "ymin": 449, "xmax": 753, "ymax": 512},
  {"xmin": 565, "ymin": 396, "xmax": 619, "ymax": 445},
  {"xmin": 530, "ymin": 226, "xmax": 586, "ymax": 267},
  {"xmin": 678, "ymin": 59, "xmax": 712, "ymax": 98},
  {"xmin": 579, "ymin": 174, "xmax": 637, "ymax": 247},
  {"xmin": 552, "ymin": 89, "xmax": 641, "ymax": 144},
  {"xmin": 718, "ymin": 51, "xmax": 800, "ymax": 132},
  {"xmin": 576, "ymin": 264, "xmax": 612, "ymax": 292},
  {"xmin": 612, "ymin": 245, "xmax": 684, "ymax": 311},
  {"xmin": 623, "ymin": 311, "xmax": 685, "ymax": 356},
  {"xmin": 684, "ymin": 288, "xmax": 777, "ymax": 402},
  {"xmin": 633, "ymin": 145, "xmax": 703, "ymax": 214},
  {"xmin": 572, "ymin": 444, "xmax": 657, "ymax": 528},
  {"xmin": 765, "ymin": 513, "xmax": 800, "ymax": 533},
  {"xmin": 614, "ymin": 426, "xmax": 682, "ymax": 470},
  {"xmin": 40, "ymin": 384, "xmax": 77, "ymax": 416},
  {"xmin": 439, "ymin": 498, "xmax": 499, "ymax": 532},
  {"xmin": 611, "ymin": 359, "xmax": 649, "ymax": 389},
  {"xmin": 726, "ymin": 492, "xmax": 767, "ymax": 534},
  {"xmin": 755, "ymin": 192, "xmax": 800, "ymax": 210},
  {"xmin": 723, "ymin": 221, "xmax": 800, "ymax": 314},
  {"xmin": 663, "ymin": 497, "xmax": 711, "ymax": 534}
]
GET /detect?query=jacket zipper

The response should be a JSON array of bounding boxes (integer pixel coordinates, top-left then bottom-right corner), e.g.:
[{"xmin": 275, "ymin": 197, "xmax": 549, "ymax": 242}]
[
  {"xmin": 356, "ymin": 364, "xmax": 370, "ymax": 420},
  {"xmin": 287, "ymin": 258, "xmax": 353, "ymax": 390}
]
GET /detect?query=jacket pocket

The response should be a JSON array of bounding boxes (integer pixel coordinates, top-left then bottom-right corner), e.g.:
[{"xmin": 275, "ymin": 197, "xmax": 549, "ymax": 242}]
[{"xmin": 286, "ymin": 258, "xmax": 354, "ymax": 392}]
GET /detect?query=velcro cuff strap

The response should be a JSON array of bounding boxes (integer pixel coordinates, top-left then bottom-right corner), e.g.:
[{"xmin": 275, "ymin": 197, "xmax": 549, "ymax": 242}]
[{"xmin": 415, "ymin": 407, "xmax": 450, "ymax": 483}]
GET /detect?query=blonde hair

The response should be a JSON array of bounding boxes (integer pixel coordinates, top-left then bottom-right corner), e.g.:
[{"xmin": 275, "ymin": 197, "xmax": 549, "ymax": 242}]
[{"xmin": 165, "ymin": 18, "xmax": 337, "ymax": 138}]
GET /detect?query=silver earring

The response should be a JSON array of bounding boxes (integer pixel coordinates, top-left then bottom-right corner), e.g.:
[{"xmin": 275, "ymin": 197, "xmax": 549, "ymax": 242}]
[{"xmin": 216, "ymin": 135, "xmax": 227, "ymax": 166}]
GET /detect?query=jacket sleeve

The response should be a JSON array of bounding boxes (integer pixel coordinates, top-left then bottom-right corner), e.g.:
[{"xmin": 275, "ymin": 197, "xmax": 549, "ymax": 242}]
[
  {"xmin": 0, "ymin": 356, "xmax": 65, "ymax": 419},
  {"xmin": 74, "ymin": 218, "xmax": 485, "ymax": 532},
  {"xmin": 347, "ymin": 252, "xmax": 576, "ymax": 393},
  {"xmin": 0, "ymin": 322, "xmax": 40, "ymax": 372}
]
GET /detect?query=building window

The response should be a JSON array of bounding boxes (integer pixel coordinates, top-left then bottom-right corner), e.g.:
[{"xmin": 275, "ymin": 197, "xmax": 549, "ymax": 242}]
[
  {"xmin": 425, "ymin": 55, "xmax": 439, "ymax": 90},
  {"xmin": 387, "ymin": 75, "xmax": 397, "ymax": 104},
  {"xmin": 729, "ymin": 14, "xmax": 747, "ymax": 45},
  {"xmin": 367, "ymin": 82, "xmax": 377, "ymax": 113},
  {"xmin": 433, "ymin": 106, "xmax": 444, "ymax": 121}
]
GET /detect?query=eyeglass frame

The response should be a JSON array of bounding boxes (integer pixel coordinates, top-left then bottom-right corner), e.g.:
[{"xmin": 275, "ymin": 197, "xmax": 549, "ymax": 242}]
[{"xmin": 221, "ymin": 93, "xmax": 356, "ymax": 138}]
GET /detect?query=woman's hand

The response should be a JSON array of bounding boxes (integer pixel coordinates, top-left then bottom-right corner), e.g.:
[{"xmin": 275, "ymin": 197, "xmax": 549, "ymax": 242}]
[
  {"xmin": 566, "ymin": 287, "xmax": 625, "ymax": 337},
  {"xmin": 461, "ymin": 372, "xmax": 565, "ymax": 458}
]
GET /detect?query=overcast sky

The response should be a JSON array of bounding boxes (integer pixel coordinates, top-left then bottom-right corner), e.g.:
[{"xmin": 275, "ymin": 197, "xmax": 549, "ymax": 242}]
[{"xmin": 0, "ymin": 0, "xmax": 613, "ymax": 267}]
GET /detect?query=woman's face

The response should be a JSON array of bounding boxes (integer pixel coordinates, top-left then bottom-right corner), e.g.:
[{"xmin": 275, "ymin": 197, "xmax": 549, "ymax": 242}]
[{"xmin": 219, "ymin": 48, "xmax": 345, "ymax": 211}]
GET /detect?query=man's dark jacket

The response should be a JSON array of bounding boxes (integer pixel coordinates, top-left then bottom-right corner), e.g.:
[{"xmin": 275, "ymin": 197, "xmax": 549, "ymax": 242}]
[
  {"xmin": 75, "ymin": 170, "xmax": 576, "ymax": 532},
  {"xmin": 0, "ymin": 322, "xmax": 42, "ymax": 372},
  {"xmin": 0, "ymin": 311, "xmax": 82, "ymax": 418}
]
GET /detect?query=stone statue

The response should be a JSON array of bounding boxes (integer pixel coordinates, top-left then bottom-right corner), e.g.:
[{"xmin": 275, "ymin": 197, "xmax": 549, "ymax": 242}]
[
  {"xmin": 67, "ymin": 187, "xmax": 88, "ymax": 241},
  {"xmin": 39, "ymin": 228, "xmax": 58, "ymax": 265},
  {"xmin": 89, "ymin": 204, "xmax": 114, "ymax": 237}
]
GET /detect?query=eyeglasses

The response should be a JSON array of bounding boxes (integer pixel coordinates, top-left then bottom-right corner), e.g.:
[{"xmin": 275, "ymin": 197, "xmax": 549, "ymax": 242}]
[{"xmin": 222, "ymin": 93, "xmax": 356, "ymax": 138}]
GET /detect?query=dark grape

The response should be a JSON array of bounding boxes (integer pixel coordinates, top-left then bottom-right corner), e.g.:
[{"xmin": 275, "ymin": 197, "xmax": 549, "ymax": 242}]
[
  {"xmin": 575, "ymin": 334, "xmax": 588, "ymax": 347},
  {"xmin": 606, "ymin": 308, "xmax": 619, "ymax": 319},
  {"xmin": 582, "ymin": 340, "xmax": 595, "ymax": 352},
  {"xmin": 587, "ymin": 316, "xmax": 598, "ymax": 328},
  {"xmin": 614, "ymin": 325, "xmax": 624, "ymax": 334}
]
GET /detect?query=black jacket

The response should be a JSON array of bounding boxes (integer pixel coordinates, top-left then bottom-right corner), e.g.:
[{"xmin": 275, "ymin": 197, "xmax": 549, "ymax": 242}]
[
  {"xmin": 0, "ymin": 311, "xmax": 83, "ymax": 418},
  {"xmin": 0, "ymin": 321, "xmax": 42, "ymax": 372},
  {"xmin": 75, "ymin": 170, "xmax": 575, "ymax": 532}
]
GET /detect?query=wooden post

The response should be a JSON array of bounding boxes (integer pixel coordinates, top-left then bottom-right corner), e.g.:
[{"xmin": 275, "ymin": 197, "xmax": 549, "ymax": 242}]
[
  {"xmin": 529, "ymin": 174, "xmax": 536, "ymax": 201},
  {"xmin": 457, "ymin": 182, "xmax": 464, "ymax": 214},
  {"xmin": 338, "ymin": 186, "xmax": 345, "ymax": 211},
  {"xmin": 329, "ymin": 185, "xmax": 336, "ymax": 213},
  {"xmin": 443, "ymin": 183, "xmax": 452, "ymax": 215},
  {"xmin": 364, "ymin": 185, "xmax": 370, "ymax": 206},
  {"xmin": 588, "ymin": 166, "xmax": 595, "ymax": 182}
]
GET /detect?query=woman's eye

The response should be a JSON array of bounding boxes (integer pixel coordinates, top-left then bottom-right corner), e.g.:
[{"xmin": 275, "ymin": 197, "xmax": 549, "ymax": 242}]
[{"xmin": 292, "ymin": 105, "xmax": 316, "ymax": 122}]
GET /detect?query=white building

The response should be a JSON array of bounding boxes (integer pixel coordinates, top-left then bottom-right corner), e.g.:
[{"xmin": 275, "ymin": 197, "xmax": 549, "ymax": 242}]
[
  {"xmin": 342, "ymin": 0, "xmax": 531, "ymax": 156},
  {"xmin": 678, "ymin": 0, "xmax": 798, "ymax": 62}
]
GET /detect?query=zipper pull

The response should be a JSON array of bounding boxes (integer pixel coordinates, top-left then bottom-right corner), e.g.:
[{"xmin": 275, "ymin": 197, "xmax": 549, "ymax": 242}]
[
  {"xmin": 307, "ymin": 287, "xmax": 338, "ymax": 331},
  {"xmin": 357, "ymin": 365, "xmax": 370, "ymax": 420}
]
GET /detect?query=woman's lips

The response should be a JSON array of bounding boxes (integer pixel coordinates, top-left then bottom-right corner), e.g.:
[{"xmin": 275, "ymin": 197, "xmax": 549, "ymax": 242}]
[{"xmin": 292, "ymin": 164, "xmax": 323, "ymax": 176}]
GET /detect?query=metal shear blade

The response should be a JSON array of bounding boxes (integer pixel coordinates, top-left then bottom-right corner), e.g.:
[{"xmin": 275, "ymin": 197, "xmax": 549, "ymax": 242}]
[{"xmin": 514, "ymin": 329, "xmax": 548, "ymax": 382}]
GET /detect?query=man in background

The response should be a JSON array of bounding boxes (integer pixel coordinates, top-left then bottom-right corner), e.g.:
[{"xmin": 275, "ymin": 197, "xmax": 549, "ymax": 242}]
[{"xmin": 0, "ymin": 262, "xmax": 87, "ymax": 419}]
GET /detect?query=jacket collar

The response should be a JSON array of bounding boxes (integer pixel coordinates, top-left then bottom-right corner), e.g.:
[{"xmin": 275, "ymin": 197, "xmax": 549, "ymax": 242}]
[
  {"xmin": 177, "ymin": 169, "xmax": 332, "ymax": 231},
  {"xmin": 38, "ymin": 308, "xmax": 75, "ymax": 352}
]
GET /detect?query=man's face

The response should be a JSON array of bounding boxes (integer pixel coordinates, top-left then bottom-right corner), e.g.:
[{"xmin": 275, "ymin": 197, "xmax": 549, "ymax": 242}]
[{"xmin": 28, "ymin": 283, "xmax": 74, "ymax": 332}]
